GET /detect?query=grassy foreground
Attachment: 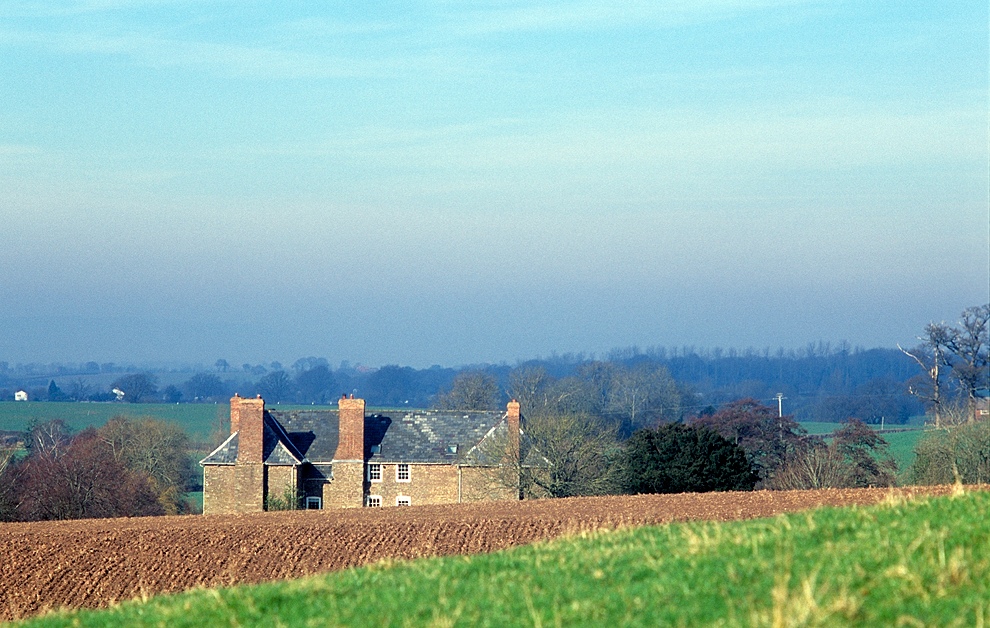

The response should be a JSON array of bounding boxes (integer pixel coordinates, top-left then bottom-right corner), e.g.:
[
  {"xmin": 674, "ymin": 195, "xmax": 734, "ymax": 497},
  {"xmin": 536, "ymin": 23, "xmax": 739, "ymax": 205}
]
[{"xmin": 15, "ymin": 490, "xmax": 989, "ymax": 627}]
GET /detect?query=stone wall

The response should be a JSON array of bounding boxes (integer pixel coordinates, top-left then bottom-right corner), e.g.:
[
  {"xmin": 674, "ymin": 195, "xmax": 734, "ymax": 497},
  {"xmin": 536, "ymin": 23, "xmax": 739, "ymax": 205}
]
[
  {"xmin": 233, "ymin": 464, "xmax": 265, "ymax": 513},
  {"xmin": 363, "ymin": 463, "xmax": 517, "ymax": 507},
  {"xmin": 202, "ymin": 465, "xmax": 235, "ymax": 515},
  {"xmin": 265, "ymin": 465, "xmax": 298, "ymax": 509},
  {"xmin": 459, "ymin": 465, "xmax": 520, "ymax": 503},
  {"xmin": 365, "ymin": 463, "xmax": 456, "ymax": 506},
  {"xmin": 323, "ymin": 461, "xmax": 365, "ymax": 508},
  {"xmin": 202, "ymin": 464, "xmax": 265, "ymax": 515}
]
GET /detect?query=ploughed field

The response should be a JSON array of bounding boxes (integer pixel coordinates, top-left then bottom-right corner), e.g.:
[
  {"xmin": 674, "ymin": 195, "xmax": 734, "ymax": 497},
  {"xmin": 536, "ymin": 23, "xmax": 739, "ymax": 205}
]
[{"xmin": 0, "ymin": 486, "xmax": 958, "ymax": 621}]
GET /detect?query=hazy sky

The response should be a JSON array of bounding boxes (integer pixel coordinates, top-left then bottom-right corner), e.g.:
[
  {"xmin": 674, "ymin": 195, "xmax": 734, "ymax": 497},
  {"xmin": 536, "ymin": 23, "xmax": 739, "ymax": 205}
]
[{"xmin": 1, "ymin": 1, "xmax": 987, "ymax": 369}]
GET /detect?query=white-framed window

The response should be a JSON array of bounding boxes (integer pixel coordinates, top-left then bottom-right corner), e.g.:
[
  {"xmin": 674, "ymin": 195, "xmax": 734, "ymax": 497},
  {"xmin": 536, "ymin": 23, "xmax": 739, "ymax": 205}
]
[
  {"xmin": 366, "ymin": 495, "xmax": 382, "ymax": 508},
  {"xmin": 396, "ymin": 496, "xmax": 410, "ymax": 507},
  {"xmin": 367, "ymin": 463, "xmax": 382, "ymax": 482},
  {"xmin": 396, "ymin": 463, "xmax": 411, "ymax": 482},
  {"xmin": 305, "ymin": 496, "xmax": 322, "ymax": 510}
]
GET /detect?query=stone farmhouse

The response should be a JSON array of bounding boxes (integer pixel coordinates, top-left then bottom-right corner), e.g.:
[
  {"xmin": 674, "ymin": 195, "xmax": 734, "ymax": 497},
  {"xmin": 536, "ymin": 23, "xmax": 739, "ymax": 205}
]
[{"xmin": 200, "ymin": 394, "xmax": 542, "ymax": 514}]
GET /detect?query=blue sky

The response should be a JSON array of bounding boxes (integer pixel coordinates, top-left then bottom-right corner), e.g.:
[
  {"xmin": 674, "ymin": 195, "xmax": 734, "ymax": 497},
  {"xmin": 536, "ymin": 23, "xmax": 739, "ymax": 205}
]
[{"xmin": 1, "ymin": 1, "xmax": 987, "ymax": 368}]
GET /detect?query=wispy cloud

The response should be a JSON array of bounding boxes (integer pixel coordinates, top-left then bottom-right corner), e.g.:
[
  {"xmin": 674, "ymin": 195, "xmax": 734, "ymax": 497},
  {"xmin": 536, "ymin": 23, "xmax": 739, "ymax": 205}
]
[
  {"xmin": 0, "ymin": 0, "xmax": 203, "ymax": 18},
  {"xmin": 0, "ymin": 27, "xmax": 448, "ymax": 79},
  {"xmin": 440, "ymin": 0, "xmax": 819, "ymax": 36},
  {"xmin": 0, "ymin": 143, "xmax": 43, "ymax": 157},
  {"xmin": 0, "ymin": 0, "xmax": 823, "ymax": 80}
]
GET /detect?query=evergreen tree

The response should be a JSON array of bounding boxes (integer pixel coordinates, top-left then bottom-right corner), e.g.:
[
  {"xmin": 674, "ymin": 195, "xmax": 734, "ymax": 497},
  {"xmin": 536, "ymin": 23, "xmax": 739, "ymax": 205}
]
[{"xmin": 619, "ymin": 423, "xmax": 757, "ymax": 494}]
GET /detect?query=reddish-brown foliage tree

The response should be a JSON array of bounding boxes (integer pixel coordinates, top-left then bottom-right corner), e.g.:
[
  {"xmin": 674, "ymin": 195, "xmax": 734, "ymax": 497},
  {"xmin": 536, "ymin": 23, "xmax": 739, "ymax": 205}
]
[
  {"xmin": 690, "ymin": 398, "xmax": 805, "ymax": 484},
  {"xmin": 12, "ymin": 426, "xmax": 164, "ymax": 521}
]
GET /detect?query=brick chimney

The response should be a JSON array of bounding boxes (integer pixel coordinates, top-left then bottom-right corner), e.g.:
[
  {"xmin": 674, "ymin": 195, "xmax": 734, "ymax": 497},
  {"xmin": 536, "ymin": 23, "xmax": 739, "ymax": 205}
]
[
  {"xmin": 230, "ymin": 393, "xmax": 242, "ymax": 435},
  {"xmin": 336, "ymin": 394, "xmax": 366, "ymax": 462},
  {"xmin": 231, "ymin": 394, "xmax": 265, "ymax": 464},
  {"xmin": 507, "ymin": 399, "xmax": 521, "ymax": 462}
]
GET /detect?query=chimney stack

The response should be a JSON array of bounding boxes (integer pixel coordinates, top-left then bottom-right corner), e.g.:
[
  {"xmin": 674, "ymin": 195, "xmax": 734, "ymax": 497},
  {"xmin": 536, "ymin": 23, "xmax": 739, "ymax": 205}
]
[
  {"xmin": 230, "ymin": 393, "xmax": 242, "ymax": 435},
  {"xmin": 232, "ymin": 394, "xmax": 265, "ymax": 463},
  {"xmin": 336, "ymin": 394, "xmax": 366, "ymax": 461},
  {"xmin": 507, "ymin": 399, "xmax": 521, "ymax": 462}
]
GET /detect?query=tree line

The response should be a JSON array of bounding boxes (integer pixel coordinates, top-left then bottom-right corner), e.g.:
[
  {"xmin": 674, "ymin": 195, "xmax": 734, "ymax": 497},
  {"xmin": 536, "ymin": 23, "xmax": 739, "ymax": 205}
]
[
  {"xmin": 0, "ymin": 305, "xmax": 984, "ymax": 521},
  {"xmin": 0, "ymin": 346, "xmax": 934, "ymax": 424}
]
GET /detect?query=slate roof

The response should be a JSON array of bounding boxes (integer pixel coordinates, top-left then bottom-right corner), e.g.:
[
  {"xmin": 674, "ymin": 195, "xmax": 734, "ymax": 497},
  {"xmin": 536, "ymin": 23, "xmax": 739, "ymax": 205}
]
[
  {"xmin": 201, "ymin": 407, "xmax": 546, "ymax": 468},
  {"xmin": 367, "ymin": 410, "xmax": 500, "ymax": 463},
  {"xmin": 199, "ymin": 412, "xmax": 305, "ymax": 466},
  {"xmin": 201, "ymin": 431, "xmax": 238, "ymax": 465},
  {"xmin": 269, "ymin": 409, "xmax": 341, "ymax": 462}
]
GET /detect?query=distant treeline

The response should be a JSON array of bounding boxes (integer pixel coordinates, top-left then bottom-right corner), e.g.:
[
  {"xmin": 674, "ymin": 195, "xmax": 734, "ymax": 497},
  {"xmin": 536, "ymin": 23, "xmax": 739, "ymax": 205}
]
[{"xmin": 0, "ymin": 344, "xmax": 925, "ymax": 423}]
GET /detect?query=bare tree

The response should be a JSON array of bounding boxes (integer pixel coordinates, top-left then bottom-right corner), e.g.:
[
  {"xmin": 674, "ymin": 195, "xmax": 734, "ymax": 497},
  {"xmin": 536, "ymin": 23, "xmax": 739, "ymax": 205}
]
[
  {"xmin": 184, "ymin": 373, "xmax": 224, "ymax": 402},
  {"xmin": 98, "ymin": 417, "xmax": 194, "ymax": 514},
  {"xmin": 434, "ymin": 371, "xmax": 502, "ymax": 411},
  {"xmin": 902, "ymin": 305, "xmax": 990, "ymax": 426},
  {"xmin": 0, "ymin": 448, "xmax": 19, "ymax": 520},
  {"xmin": 524, "ymin": 413, "xmax": 618, "ymax": 497},
  {"xmin": 110, "ymin": 373, "xmax": 159, "ymax": 403},
  {"xmin": 508, "ymin": 367, "xmax": 587, "ymax": 419},
  {"xmin": 26, "ymin": 419, "xmax": 72, "ymax": 459},
  {"xmin": 946, "ymin": 304, "xmax": 990, "ymax": 423},
  {"xmin": 67, "ymin": 378, "xmax": 93, "ymax": 401},
  {"xmin": 900, "ymin": 322, "xmax": 954, "ymax": 428},
  {"xmin": 769, "ymin": 420, "xmax": 896, "ymax": 490},
  {"xmin": 606, "ymin": 363, "xmax": 681, "ymax": 432},
  {"xmin": 257, "ymin": 370, "xmax": 292, "ymax": 403},
  {"xmin": 768, "ymin": 442, "xmax": 847, "ymax": 490},
  {"xmin": 910, "ymin": 419, "xmax": 990, "ymax": 485},
  {"xmin": 15, "ymin": 429, "xmax": 164, "ymax": 521},
  {"xmin": 508, "ymin": 366, "xmax": 553, "ymax": 415}
]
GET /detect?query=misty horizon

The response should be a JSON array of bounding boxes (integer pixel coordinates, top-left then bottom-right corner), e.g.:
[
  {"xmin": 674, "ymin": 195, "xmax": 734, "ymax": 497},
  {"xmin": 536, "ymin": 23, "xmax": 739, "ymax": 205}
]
[{"xmin": 1, "ymin": 3, "xmax": 986, "ymax": 370}]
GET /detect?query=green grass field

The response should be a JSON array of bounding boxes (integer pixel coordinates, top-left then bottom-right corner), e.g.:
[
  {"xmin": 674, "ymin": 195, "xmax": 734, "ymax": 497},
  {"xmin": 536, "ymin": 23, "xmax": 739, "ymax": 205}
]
[
  {"xmin": 16, "ymin": 490, "xmax": 989, "ymax": 627},
  {"xmin": 0, "ymin": 401, "xmax": 227, "ymax": 443}
]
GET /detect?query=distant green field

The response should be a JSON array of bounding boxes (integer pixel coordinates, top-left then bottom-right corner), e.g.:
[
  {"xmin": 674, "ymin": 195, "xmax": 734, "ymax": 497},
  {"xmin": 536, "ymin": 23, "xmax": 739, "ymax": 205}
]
[
  {"xmin": 883, "ymin": 429, "xmax": 928, "ymax": 480},
  {"xmin": 797, "ymin": 421, "xmax": 841, "ymax": 435},
  {"xmin": 19, "ymin": 490, "xmax": 990, "ymax": 627},
  {"xmin": 0, "ymin": 402, "xmax": 228, "ymax": 443}
]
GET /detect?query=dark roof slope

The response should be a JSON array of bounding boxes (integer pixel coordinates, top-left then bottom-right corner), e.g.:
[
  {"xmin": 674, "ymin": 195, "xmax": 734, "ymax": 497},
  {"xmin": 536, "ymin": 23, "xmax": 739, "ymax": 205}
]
[
  {"xmin": 269, "ymin": 409, "xmax": 340, "ymax": 463},
  {"xmin": 200, "ymin": 412, "xmax": 305, "ymax": 466}
]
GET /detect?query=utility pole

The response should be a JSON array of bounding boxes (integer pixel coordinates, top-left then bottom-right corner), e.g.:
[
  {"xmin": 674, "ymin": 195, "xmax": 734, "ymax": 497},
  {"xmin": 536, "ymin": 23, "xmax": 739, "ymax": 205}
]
[{"xmin": 774, "ymin": 392, "xmax": 787, "ymax": 446}]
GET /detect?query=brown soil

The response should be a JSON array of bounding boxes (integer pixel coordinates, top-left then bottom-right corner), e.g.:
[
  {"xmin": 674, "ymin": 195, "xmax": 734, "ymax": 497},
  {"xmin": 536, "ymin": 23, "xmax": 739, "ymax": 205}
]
[{"xmin": 0, "ymin": 486, "xmax": 959, "ymax": 621}]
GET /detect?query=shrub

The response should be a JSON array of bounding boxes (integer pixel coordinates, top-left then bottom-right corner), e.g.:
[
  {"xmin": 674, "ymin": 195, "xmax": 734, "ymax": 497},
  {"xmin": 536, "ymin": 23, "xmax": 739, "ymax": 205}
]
[
  {"xmin": 769, "ymin": 419, "xmax": 897, "ymax": 490},
  {"xmin": 910, "ymin": 420, "xmax": 990, "ymax": 485},
  {"xmin": 618, "ymin": 423, "xmax": 757, "ymax": 494}
]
